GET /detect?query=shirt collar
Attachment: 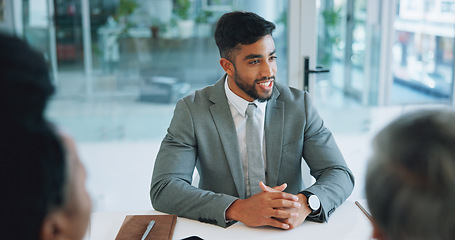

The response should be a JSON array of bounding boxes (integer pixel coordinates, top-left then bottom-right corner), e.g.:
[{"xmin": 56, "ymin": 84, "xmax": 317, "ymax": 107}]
[{"xmin": 224, "ymin": 75, "xmax": 267, "ymax": 117}]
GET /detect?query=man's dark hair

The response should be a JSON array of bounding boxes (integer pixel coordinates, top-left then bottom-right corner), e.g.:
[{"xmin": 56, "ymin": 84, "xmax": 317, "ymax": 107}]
[
  {"xmin": 0, "ymin": 33, "xmax": 67, "ymax": 240},
  {"xmin": 366, "ymin": 109, "xmax": 455, "ymax": 240},
  {"xmin": 214, "ymin": 11, "xmax": 275, "ymax": 61}
]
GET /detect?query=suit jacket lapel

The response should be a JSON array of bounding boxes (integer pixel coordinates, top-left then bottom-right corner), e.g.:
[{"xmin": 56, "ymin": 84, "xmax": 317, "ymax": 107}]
[
  {"xmin": 209, "ymin": 76, "xmax": 246, "ymax": 199},
  {"xmin": 265, "ymin": 86, "xmax": 284, "ymax": 187}
]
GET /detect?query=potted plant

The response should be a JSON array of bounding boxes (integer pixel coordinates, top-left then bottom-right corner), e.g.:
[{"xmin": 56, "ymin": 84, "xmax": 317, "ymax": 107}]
[
  {"xmin": 195, "ymin": 10, "xmax": 213, "ymax": 38},
  {"xmin": 175, "ymin": 0, "xmax": 194, "ymax": 38},
  {"xmin": 116, "ymin": 0, "xmax": 138, "ymax": 29},
  {"xmin": 320, "ymin": 7, "xmax": 342, "ymax": 66}
]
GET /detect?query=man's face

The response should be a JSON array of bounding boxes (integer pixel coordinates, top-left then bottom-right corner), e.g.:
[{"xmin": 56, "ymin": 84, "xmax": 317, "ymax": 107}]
[{"xmin": 227, "ymin": 35, "xmax": 277, "ymax": 102}]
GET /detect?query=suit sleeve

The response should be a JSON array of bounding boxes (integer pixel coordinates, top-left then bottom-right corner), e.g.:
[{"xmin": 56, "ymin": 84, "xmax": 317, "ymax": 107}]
[
  {"xmin": 300, "ymin": 92, "xmax": 355, "ymax": 222},
  {"xmin": 150, "ymin": 98, "xmax": 237, "ymax": 228}
]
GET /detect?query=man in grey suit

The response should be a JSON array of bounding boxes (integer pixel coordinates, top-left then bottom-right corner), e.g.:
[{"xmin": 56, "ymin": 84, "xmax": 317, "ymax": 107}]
[{"xmin": 150, "ymin": 11, "xmax": 354, "ymax": 229}]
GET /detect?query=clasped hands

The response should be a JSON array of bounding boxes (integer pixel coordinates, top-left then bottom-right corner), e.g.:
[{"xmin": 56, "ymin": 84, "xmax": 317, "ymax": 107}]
[{"xmin": 225, "ymin": 182, "xmax": 311, "ymax": 230}]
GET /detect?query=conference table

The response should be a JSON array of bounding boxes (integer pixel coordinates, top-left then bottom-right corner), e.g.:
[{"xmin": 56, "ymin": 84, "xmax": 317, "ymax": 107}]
[{"xmin": 86, "ymin": 200, "xmax": 372, "ymax": 239}]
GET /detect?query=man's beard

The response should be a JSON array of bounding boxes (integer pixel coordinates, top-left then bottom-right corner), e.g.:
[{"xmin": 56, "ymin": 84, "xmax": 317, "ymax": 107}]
[{"xmin": 233, "ymin": 69, "xmax": 274, "ymax": 102}]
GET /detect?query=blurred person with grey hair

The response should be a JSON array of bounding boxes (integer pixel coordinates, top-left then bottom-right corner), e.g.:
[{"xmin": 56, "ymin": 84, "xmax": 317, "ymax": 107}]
[{"xmin": 366, "ymin": 109, "xmax": 455, "ymax": 240}]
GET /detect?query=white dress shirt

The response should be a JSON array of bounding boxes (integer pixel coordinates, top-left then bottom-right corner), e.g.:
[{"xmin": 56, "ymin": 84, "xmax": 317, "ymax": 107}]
[{"xmin": 224, "ymin": 76, "xmax": 267, "ymax": 197}]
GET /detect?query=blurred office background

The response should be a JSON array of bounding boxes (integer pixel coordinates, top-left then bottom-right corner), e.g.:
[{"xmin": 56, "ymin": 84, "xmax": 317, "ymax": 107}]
[{"xmin": 1, "ymin": 0, "xmax": 454, "ymax": 212}]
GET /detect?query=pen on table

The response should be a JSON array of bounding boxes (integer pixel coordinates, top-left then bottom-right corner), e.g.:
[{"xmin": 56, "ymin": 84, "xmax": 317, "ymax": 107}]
[
  {"xmin": 141, "ymin": 220, "xmax": 155, "ymax": 240},
  {"xmin": 355, "ymin": 201, "xmax": 373, "ymax": 222}
]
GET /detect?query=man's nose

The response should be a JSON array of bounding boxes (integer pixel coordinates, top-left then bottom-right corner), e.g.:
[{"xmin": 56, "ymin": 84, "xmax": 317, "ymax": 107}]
[{"xmin": 260, "ymin": 61, "xmax": 275, "ymax": 78}]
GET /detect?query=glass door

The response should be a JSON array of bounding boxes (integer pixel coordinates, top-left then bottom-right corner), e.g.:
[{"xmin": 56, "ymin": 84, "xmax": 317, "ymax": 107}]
[
  {"xmin": 315, "ymin": 0, "xmax": 347, "ymax": 99},
  {"xmin": 315, "ymin": 0, "xmax": 371, "ymax": 105},
  {"xmin": 346, "ymin": 0, "xmax": 367, "ymax": 100}
]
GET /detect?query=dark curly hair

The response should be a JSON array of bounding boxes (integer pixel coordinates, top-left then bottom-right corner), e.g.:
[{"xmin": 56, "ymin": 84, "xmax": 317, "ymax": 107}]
[{"xmin": 0, "ymin": 33, "xmax": 66, "ymax": 240}]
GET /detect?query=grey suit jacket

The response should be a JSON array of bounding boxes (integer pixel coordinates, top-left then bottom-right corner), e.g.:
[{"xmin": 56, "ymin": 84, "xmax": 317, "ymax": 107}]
[{"xmin": 150, "ymin": 76, "xmax": 354, "ymax": 227}]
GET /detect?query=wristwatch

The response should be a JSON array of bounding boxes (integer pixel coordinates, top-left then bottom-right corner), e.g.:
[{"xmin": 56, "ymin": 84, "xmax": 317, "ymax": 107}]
[{"xmin": 302, "ymin": 191, "xmax": 321, "ymax": 216}]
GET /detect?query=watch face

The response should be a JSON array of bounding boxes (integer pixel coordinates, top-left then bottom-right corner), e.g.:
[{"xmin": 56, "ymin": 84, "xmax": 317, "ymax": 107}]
[{"xmin": 308, "ymin": 195, "xmax": 321, "ymax": 211}]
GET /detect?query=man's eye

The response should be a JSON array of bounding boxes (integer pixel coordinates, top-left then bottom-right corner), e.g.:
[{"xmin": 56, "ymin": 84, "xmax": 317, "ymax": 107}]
[
  {"xmin": 270, "ymin": 56, "xmax": 277, "ymax": 61},
  {"xmin": 250, "ymin": 60, "xmax": 260, "ymax": 64}
]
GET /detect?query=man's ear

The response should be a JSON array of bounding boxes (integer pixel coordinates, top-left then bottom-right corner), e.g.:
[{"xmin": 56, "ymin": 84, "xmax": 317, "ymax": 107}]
[
  {"xmin": 219, "ymin": 58, "xmax": 235, "ymax": 76},
  {"xmin": 40, "ymin": 210, "xmax": 68, "ymax": 240}
]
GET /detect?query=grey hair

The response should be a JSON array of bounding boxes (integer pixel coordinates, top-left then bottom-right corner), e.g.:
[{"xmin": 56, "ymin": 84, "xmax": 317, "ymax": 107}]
[{"xmin": 366, "ymin": 109, "xmax": 455, "ymax": 240}]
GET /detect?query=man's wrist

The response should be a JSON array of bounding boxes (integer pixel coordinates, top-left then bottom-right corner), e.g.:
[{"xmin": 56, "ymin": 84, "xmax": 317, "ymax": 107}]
[
  {"xmin": 223, "ymin": 199, "xmax": 238, "ymax": 226},
  {"xmin": 301, "ymin": 191, "xmax": 322, "ymax": 217},
  {"xmin": 225, "ymin": 199, "xmax": 241, "ymax": 221}
]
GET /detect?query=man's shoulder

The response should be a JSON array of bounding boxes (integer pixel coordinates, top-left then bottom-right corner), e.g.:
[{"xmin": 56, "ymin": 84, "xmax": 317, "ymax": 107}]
[
  {"xmin": 182, "ymin": 84, "xmax": 216, "ymax": 103},
  {"xmin": 274, "ymin": 81, "xmax": 308, "ymax": 103},
  {"xmin": 180, "ymin": 79, "xmax": 226, "ymax": 108}
]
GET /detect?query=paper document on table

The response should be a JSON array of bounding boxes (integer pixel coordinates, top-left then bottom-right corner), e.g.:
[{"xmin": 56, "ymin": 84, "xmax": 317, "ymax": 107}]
[{"xmin": 115, "ymin": 214, "xmax": 177, "ymax": 240}]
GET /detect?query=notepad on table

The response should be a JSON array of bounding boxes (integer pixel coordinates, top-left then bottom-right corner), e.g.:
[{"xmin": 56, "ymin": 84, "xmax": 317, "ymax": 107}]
[{"xmin": 115, "ymin": 214, "xmax": 177, "ymax": 240}]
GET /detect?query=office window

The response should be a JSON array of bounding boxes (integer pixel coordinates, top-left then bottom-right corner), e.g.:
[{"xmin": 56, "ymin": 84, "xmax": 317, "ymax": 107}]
[
  {"xmin": 316, "ymin": 0, "xmax": 455, "ymax": 106},
  {"xmin": 391, "ymin": 0, "xmax": 455, "ymax": 103},
  {"xmin": 441, "ymin": 1, "xmax": 455, "ymax": 13}
]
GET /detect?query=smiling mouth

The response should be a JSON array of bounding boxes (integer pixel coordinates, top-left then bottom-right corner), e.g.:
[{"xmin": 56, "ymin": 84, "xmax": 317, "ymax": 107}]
[
  {"xmin": 256, "ymin": 77, "xmax": 275, "ymax": 86},
  {"xmin": 259, "ymin": 81, "xmax": 272, "ymax": 87}
]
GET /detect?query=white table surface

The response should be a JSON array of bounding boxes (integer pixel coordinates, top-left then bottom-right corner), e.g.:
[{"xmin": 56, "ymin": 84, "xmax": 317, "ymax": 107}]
[{"xmin": 86, "ymin": 200, "xmax": 373, "ymax": 240}]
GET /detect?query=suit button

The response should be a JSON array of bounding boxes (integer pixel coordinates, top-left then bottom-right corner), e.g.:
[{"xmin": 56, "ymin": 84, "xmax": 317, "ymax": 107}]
[{"xmin": 328, "ymin": 208, "xmax": 335, "ymax": 217}]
